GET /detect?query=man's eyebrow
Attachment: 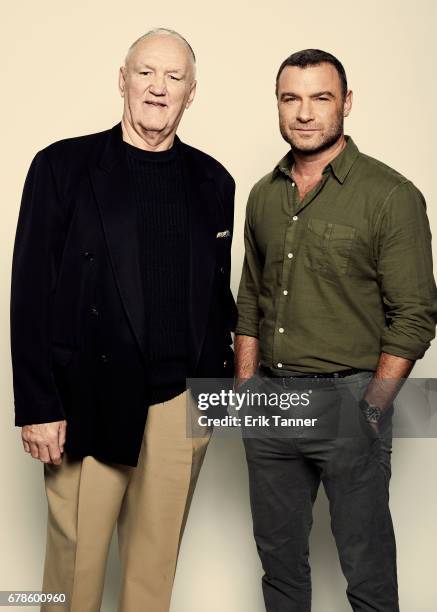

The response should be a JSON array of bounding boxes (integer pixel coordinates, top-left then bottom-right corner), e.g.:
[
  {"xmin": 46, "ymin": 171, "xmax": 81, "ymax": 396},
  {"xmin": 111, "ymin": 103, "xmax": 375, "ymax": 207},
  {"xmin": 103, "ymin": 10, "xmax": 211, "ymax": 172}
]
[
  {"xmin": 135, "ymin": 63, "xmax": 154, "ymax": 70},
  {"xmin": 311, "ymin": 90, "xmax": 335, "ymax": 98},
  {"xmin": 136, "ymin": 63, "xmax": 184, "ymax": 72},
  {"xmin": 280, "ymin": 90, "xmax": 336, "ymax": 99},
  {"xmin": 280, "ymin": 91, "xmax": 297, "ymax": 99},
  {"xmin": 133, "ymin": 64, "xmax": 186, "ymax": 78}
]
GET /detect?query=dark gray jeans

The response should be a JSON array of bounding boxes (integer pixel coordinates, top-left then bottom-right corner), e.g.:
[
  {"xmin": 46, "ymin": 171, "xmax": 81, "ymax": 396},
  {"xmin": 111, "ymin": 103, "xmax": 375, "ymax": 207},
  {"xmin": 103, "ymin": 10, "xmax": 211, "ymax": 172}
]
[{"xmin": 242, "ymin": 370, "xmax": 399, "ymax": 612}]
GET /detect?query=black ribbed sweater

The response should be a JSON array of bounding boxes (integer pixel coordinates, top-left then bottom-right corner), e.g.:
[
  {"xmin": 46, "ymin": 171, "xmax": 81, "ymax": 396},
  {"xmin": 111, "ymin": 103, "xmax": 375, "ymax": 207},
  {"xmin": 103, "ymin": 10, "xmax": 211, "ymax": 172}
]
[{"xmin": 124, "ymin": 139, "xmax": 188, "ymax": 405}]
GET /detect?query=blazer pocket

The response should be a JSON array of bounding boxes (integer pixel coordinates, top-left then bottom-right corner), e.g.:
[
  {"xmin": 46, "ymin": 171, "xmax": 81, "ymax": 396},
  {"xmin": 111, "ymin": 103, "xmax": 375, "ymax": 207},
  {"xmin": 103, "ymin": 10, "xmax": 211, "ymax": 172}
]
[{"xmin": 303, "ymin": 218, "xmax": 357, "ymax": 277}]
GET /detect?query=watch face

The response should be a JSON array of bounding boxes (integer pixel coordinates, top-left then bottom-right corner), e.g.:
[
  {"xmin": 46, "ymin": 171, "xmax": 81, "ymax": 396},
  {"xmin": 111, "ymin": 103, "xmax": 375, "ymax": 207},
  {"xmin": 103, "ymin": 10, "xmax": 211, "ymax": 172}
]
[
  {"xmin": 359, "ymin": 400, "xmax": 382, "ymax": 423},
  {"xmin": 367, "ymin": 406, "xmax": 381, "ymax": 423}
]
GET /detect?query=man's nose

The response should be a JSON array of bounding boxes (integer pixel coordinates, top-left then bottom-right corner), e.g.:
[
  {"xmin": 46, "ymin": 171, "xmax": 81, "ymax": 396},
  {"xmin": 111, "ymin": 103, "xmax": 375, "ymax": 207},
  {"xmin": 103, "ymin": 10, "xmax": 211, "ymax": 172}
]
[
  {"xmin": 296, "ymin": 100, "xmax": 314, "ymax": 122},
  {"xmin": 149, "ymin": 75, "xmax": 166, "ymax": 96}
]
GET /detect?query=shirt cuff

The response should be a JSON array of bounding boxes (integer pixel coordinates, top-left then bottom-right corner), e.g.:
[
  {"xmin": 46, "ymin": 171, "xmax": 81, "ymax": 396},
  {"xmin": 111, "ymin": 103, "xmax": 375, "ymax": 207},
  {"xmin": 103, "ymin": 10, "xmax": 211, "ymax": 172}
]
[
  {"xmin": 234, "ymin": 322, "xmax": 259, "ymax": 338},
  {"xmin": 380, "ymin": 341, "xmax": 427, "ymax": 362}
]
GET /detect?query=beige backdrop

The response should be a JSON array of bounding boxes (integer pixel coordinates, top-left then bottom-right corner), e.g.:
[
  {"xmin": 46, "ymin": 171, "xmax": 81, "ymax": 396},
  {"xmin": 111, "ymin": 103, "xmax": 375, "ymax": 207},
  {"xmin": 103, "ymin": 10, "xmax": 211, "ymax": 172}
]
[{"xmin": 1, "ymin": 1, "xmax": 436, "ymax": 610}]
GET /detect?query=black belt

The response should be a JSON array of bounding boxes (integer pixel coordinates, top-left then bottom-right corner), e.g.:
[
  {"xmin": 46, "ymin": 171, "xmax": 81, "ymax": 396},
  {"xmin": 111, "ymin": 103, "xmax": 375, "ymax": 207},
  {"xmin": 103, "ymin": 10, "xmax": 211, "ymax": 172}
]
[{"xmin": 259, "ymin": 365, "xmax": 366, "ymax": 379}]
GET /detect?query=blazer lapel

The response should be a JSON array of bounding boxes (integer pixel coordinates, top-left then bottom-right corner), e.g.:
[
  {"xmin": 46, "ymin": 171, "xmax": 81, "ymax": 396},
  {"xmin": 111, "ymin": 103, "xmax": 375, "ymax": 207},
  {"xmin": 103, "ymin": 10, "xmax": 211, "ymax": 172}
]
[
  {"xmin": 179, "ymin": 142, "xmax": 221, "ymax": 371},
  {"xmin": 88, "ymin": 123, "xmax": 146, "ymax": 362}
]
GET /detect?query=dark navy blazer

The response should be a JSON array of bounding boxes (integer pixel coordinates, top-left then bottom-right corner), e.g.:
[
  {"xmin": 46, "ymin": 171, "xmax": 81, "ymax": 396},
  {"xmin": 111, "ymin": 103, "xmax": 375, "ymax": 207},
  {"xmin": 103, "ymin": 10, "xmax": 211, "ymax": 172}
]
[{"xmin": 11, "ymin": 122, "xmax": 237, "ymax": 466}]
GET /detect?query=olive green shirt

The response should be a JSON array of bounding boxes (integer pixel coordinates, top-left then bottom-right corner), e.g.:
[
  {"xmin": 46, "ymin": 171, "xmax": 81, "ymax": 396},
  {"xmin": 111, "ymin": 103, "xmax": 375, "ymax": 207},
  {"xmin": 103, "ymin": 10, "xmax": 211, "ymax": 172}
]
[{"xmin": 236, "ymin": 135, "xmax": 437, "ymax": 372}]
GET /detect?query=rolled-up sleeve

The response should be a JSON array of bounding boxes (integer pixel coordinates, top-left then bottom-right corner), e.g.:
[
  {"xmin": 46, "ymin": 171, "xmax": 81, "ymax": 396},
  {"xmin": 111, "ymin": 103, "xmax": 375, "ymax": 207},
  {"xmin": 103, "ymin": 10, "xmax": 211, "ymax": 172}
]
[
  {"xmin": 235, "ymin": 189, "xmax": 263, "ymax": 338},
  {"xmin": 375, "ymin": 180, "xmax": 437, "ymax": 359}
]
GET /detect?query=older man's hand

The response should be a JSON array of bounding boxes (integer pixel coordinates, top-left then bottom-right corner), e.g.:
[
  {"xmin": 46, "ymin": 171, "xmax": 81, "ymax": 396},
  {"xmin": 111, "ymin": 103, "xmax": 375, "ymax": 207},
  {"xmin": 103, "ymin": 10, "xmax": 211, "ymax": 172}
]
[{"xmin": 21, "ymin": 421, "xmax": 67, "ymax": 465}]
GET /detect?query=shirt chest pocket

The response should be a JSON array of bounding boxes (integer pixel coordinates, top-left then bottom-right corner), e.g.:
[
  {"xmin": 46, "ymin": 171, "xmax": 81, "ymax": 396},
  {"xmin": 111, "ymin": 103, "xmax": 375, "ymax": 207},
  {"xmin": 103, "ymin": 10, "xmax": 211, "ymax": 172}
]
[{"xmin": 303, "ymin": 218, "xmax": 357, "ymax": 277}]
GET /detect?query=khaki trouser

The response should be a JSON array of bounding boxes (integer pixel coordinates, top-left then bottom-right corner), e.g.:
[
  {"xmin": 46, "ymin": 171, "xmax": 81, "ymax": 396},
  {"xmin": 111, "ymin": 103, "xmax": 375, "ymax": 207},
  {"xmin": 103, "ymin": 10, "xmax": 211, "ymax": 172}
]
[{"xmin": 41, "ymin": 390, "xmax": 211, "ymax": 612}]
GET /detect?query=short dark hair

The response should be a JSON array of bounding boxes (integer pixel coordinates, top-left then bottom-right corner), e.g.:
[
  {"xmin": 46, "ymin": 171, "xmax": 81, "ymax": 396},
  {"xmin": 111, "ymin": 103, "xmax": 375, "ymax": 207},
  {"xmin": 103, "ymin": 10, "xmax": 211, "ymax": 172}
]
[{"xmin": 275, "ymin": 49, "xmax": 348, "ymax": 98}]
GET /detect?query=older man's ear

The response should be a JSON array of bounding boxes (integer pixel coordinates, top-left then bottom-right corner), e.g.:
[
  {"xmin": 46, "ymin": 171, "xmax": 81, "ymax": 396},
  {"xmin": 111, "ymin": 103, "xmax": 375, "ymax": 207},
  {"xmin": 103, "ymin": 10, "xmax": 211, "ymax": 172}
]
[
  {"xmin": 185, "ymin": 79, "xmax": 197, "ymax": 109},
  {"xmin": 118, "ymin": 66, "xmax": 126, "ymax": 97}
]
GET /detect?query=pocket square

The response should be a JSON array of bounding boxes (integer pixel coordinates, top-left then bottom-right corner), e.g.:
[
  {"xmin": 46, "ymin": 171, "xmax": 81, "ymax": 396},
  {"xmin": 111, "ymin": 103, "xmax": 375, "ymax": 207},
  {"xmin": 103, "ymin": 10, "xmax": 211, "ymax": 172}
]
[{"xmin": 216, "ymin": 230, "xmax": 231, "ymax": 239}]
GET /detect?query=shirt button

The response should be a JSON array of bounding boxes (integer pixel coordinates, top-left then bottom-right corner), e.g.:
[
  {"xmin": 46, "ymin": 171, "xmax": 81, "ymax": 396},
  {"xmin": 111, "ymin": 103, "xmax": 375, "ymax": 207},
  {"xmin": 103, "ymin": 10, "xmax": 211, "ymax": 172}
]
[
  {"xmin": 283, "ymin": 290, "xmax": 288, "ymax": 295},
  {"xmin": 279, "ymin": 327, "xmax": 284, "ymax": 333},
  {"xmin": 287, "ymin": 252, "xmax": 293, "ymax": 259},
  {"xmin": 291, "ymin": 182, "xmax": 295, "ymax": 187},
  {"xmin": 277, "ymin": 363, "xmax": 283, "ymax": 368},
  {"xmin": 292, "ymin": 215, "xmax": 298, "ymax": 221}
]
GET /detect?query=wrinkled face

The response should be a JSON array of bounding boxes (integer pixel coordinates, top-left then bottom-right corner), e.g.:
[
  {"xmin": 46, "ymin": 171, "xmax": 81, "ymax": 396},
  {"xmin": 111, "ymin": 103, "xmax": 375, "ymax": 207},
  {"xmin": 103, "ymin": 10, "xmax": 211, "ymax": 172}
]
[
  {"xmin": 119, "ymin": 34, "xmax": 196, "ymax": 140},
  {"xmin": 277, "ymin": 62, "xmax": 352, "ymax": 154}
]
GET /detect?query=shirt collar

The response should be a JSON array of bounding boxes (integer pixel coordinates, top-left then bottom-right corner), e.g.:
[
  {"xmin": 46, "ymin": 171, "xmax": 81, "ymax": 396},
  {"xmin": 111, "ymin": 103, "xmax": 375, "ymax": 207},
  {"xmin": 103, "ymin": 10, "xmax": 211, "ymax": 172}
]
[{"xmin": 272, "ymin": 134, "xmax": 360, "ymax": 184}]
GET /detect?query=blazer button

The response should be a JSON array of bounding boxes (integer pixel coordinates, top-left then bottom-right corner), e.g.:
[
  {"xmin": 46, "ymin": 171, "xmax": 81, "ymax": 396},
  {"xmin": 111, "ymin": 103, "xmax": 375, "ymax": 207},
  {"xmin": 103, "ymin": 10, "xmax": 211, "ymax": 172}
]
[
  {"xmin": 83, "ymin": 251, "xmax": 95, "ymax": 262},
  {"xmin": 90, "ymin": 306, "xmax": 99, "ymax": 316},
  {"xmin": 100, "ymin": 353, "xmax": 109, "ymax": 363},
  {"xmin": 219, "ymin": 266, "xmax": 225, "ymax": 274},
  {"xmin": 223, "ymin": 360, "xmax": 228, "ymax": 368}
]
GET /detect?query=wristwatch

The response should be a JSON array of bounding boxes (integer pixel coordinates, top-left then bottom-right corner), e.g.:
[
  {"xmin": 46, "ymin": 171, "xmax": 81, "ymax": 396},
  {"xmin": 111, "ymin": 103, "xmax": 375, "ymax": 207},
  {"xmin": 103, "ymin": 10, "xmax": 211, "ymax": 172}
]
[{"xmin": 358, "ymin": 399, "xmax": 382, "ymax": 424}]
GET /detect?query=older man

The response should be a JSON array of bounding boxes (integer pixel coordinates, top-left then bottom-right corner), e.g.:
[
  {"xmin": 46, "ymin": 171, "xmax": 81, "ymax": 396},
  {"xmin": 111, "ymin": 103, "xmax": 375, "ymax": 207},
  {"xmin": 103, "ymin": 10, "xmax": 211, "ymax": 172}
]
[
  {"xmin": 10, "ymin": 28, "xmax": 236, "ymax": 612},
  {"xmin": 235, "ymin": 49, "xmax": 437, "ymax": 611}
]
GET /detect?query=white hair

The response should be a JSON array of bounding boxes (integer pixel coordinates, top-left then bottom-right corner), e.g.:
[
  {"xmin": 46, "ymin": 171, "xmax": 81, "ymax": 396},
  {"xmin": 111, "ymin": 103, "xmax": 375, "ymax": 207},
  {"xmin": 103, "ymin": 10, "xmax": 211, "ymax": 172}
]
[{"xmin": 124, "ymin": 28, "xmax": 196, "ymax": 78}]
